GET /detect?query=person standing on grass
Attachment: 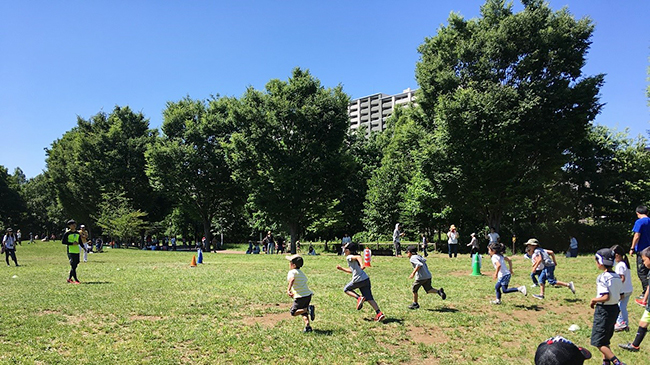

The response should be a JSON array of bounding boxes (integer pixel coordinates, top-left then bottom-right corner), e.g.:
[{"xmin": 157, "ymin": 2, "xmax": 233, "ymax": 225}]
[
  {"xmin": 405, "ymin": 245, "xmax": 445, "ymax": 309},
  {"xmin": 467, "ymin": 233, "xmax": 479, "ymax": 256},
  {"xmin": 486, "ymin": 227, "xmax": 500, "ymax": 245},
  {"xmin": 488, "ymin": 242, "xmax": 526, "ymax": 304},
  {"xmin": 567, "ymin": 235, "xmax": 579, "ymax": 258},
  {"xmin": 285, "ymin": 254, "xmax": 315, "ymax": 333},
  {"xmin": 589, "ymin": 248, "xmax": 626, "ymax": 365},
  {"xmin": 420, "ymin": 233, "xmax": 429, "ymax": 257},
  {"xmin": 80, "ymin": 224, "xmax": 90, "ymax": 262},
  {"xmin": 611, "ymin": 245, "xmax": 634, "ymax": 332},
  {"xmin": 447, "ymin": 225, "xmax": 459, "ymax": 258},
  {"xmin": 630, "ymin": 205, "xmax": 650, "ymax": 306},
  {"xmin": 525, "ymin": 238, "xmax": 575, "ymax": 300},
  {"xmin": 16, "ymin": 229, "xmax": 21, "ymax": 245},
  {"xmin": 263, "ymin": 231, "xmax": 275, "ymax": 255},
  {"xmin": 336, "ymin": 242, "xmax": 385, "ymax": 322},
  {"xmin": 62, "ymin": 219, "xmax": 84, "ymax": 284},
  {"xmin": 3, "ymin": 228, "xmax": 19, "ymax": 267},
  {"xmin": 619, "ymin": 247, "xmax": 650, "ymax": 353},
  {"xmin": 393, "ymin": 224, "xmax": 404, "ymax": 257}
]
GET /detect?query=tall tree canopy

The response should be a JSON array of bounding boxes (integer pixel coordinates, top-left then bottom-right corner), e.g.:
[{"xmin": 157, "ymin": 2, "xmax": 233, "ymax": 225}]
[
  {"xmin": 46, "ymin": 106, "xmax": 162, "ymax": 228},
  {"xmin": 146, "ymin": 96, "xmax": 244, "ymax": 245},
  {"xmin": 227, "ymin": 68, "xmax": 350, "ymax": 253},
  {"xmin": 415, "ymin": 0, "xmax": 604, "ymax": 230}
]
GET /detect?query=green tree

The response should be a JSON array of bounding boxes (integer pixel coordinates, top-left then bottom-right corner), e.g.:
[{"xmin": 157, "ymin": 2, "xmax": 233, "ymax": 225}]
[
  {"xmin": 146, "ymin": 96, "xmax": 244, "ymax": 247},
  {"xmin": 0, "ymin": 166, "xmax": 25, "ymax": 228},
  {"xmin": 415, "ymin": 0, "xmax": 604, "ymax": 230},
  {"xmin": 46, "ymin": 106, "xmax": 162, "ymax": 229},
  {"xmin": 95, "ymin": 192, "xmax": 148, "ymax": 244},
  {"xmin": 21, "ymin": 172, "xmax": 65, "ymax": 236},
  {"xmin": 228, "ymin": 68, "xmax": 350, "ymax": 253}
]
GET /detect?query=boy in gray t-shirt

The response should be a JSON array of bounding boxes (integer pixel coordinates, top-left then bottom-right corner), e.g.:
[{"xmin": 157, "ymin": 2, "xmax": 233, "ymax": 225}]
[{"xmin": 406, "ymin": 245, "xmax": 446, "ymax": 309}]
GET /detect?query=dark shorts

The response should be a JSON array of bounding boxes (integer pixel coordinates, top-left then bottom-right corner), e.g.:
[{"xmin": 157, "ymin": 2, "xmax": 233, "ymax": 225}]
[
  {"xmin": 412, "ymin": 278, "xmax": 434, "ymax": 293},
  {"xmin": 590, "ymin": 304, "xmax": 619, "ymax": 347},
  {"xmin": 290, "ymin": 294, "xmax": 312, "ymax": 316},
  {"xmin": 344, "ymin": 278, "xmax": 374, "ymax": 302}
]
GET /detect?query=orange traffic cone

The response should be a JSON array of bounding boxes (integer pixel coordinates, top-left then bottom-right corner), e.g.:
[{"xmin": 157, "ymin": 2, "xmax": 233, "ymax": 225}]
[
  {"xmin": 363, "ymin": 247, "xmax": 372, "ymax": 267},
  {"xmin": 190, "ymin": 255, "xmax": 197, "ymax": 267}
]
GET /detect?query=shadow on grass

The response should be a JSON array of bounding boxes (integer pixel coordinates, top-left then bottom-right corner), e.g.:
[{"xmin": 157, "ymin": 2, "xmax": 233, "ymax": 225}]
[
  {"xmin": 513, "ymin": 304, "xmax": 544, "ymax": 311},
  {"xmin": 362, "ymin": 317, "xmax": 404, "ymax": 324},
  {"xmin": 564, "ymin": 298, "xmax": 583, "ymax": 303},
  {"xmin": 83, "ymin": 281, "xmax": 112, "ymax": 285},
  {"xmin": 312, "ymin": 329, "xmax": 334, "ymax": 336},
  {"xmin": 426, "ymin": 306, "xmax": 459, "ymax": 313}
]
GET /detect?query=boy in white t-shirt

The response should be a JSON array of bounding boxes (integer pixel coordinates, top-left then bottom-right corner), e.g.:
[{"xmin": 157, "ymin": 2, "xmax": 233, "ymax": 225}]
[
  {"xmin": 286, "ymin": 254, "xmax": 315, "ymax": 332},
  {"xmin": 590, "ymin": 248, "xmax": 625, "ymax": 365}
]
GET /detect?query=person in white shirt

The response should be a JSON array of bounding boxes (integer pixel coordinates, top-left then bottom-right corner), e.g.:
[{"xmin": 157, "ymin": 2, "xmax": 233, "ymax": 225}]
[
  {"xmin": 612, "ymin": 245, "xmax": 634, "ymax": 332},
  {"xmin": 2, "ymin": 228, "xmax": 19, "ymax": 266},
  {"xmin": 447, "ymin": 225, "xmax": 459, "ymax": 258},
  {"xmin": 285, "ymin": 254, "xmax": 315, "ymax": 332},
  {"xmin": 488, "ymin": 242, "xmax": 526, "ymax": 304}
]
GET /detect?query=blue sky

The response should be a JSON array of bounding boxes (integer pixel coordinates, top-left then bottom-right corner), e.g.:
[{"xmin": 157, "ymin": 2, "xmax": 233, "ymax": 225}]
[{"xmin": 1, "ymin": 0, "xmax": 648, "ymax": 178}]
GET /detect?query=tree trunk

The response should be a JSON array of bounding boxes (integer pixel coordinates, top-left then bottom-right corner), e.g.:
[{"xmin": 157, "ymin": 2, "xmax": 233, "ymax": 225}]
[
  {"xmin": 202, "ymin": 218, "xmax": 211, "ymax": 252},
  {"xmin": 289, "ymin": 223, "xmax": 299, "ymax": 254}
]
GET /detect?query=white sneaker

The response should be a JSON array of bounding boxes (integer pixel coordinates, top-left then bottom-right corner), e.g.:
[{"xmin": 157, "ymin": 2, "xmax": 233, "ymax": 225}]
[
  {"xmin": 568, "ymin": 282, "xmax": 576, "ymax": 294},
  {"xmin": 531, "ymin": 283, "xmax": 537, "ymax": 288},
  {"xmin": 490, "ymin": 299, "xmax": 501, "ymax": 305},
  {"xmin": 518, "ymin": 286, "xmax": 527, "ymax": 296}
]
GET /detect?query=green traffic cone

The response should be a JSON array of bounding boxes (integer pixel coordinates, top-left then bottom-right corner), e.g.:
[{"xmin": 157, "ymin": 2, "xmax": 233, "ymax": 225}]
[{"xmin": 471, "ymin": 253, "xmax": 482, "ymax": 276}]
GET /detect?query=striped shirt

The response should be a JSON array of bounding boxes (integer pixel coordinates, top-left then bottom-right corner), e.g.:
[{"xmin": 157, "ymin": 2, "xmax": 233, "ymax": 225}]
[{"xmin": 287, "ymin": 269, "xmax": 312, "ymax": 298}]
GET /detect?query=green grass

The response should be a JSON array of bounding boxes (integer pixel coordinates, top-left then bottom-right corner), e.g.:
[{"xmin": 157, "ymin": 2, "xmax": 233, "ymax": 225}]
[{"xmin": 0, "ymin": 242, "xmax": 646, "ymax": 364}]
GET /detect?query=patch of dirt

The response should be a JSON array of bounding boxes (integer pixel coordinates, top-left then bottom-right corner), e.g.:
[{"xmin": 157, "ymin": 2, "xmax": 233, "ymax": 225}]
[
  {"xmin": 407, "ymin": 325, "xmax": 449, "ymax": 345},
  {"xmin": 241, "ymin": 311, "xmax": 292, "ymax": 327},
  {"xmin": 449, "ymin": 270, "xmax": 476, "ymax": 277}
]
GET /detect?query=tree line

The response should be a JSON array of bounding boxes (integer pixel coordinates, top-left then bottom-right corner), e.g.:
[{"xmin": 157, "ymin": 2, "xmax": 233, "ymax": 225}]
[{"xmin": 1, "ymin": 0, "xmax": 648, "ymax": 253}]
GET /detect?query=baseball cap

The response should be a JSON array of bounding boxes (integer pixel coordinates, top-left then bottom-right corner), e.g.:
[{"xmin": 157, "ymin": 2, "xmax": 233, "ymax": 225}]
[
  {"xmin": 67, "ymin": 219, "xmax": 76, "ymax": 226},
  {"xmin": 535, "ymin": 336, "xmax": 591, "ymax": 365},
  {"xmin": 406, "ymin": 245, "xmax": 418, "ymax": 254},
  {"xmin": 285, "ymin": 254, "xmax": 304, "ymax": 268},
  {"xmin": 595, "ymin": 248, "xmax": 615, "ymax": 267}
]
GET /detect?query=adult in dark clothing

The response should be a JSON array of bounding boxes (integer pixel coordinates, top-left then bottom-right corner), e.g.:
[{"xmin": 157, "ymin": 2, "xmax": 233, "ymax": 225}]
[
  {"xmin": 62, "ymin": 219, "xmax": 84, "ymax": 284},
  {"xmin": 3, "ymin": 228, "xmax": 19, "ymax": 266}
]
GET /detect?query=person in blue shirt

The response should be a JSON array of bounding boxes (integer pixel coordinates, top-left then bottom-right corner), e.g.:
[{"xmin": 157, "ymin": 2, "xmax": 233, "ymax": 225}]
[{"xmin": 630, "ymin": 205, "xmax": 650, "ymax": 304}]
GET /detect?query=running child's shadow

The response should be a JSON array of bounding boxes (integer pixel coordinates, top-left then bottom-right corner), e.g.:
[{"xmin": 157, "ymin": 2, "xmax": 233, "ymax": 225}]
[
  {"xmin": 82, "ymin": 281, "xmax": 112, "ymax": 285},
  {"xmin": 312, "ymin": 329, "xmax": 333, "ymax": 336},
  {"xmin": 426, "ymin": 307, "xmax": 459, "ymax": 313},
  {"xmin": 514, "ymin": 304, "xmax": 544, "ymax": 311},
  {"xmin": 362, "ymin": 317, "xmax": 404, "ymax": 324},
  {"xmin": 563, "ymin": 298, "xmax": 583, "ymax": 304}
]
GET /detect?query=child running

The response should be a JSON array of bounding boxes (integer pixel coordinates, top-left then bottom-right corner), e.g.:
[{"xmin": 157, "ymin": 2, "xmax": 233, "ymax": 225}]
[
  {"xmin": 285, "ymin": 254, "xmax": 315, "ymax": 333},
  {"xmin": 336, "ymin": 242, "xmax": 385, "ymax": 321},
  {"xmin": 405, "ymin": 245, "xmax": 446, "ymax": 309},
  {"xmin": 611, "ymin": 245, "xmax": 633, "ymax": 332},
  {"xmin": 619, "ymin": 247, "xmax": 650, "ymax": 353},
  {"xmin": 524, "ymin": 238, "xmax": 575, "ymax": 299},
  {"xmin": 488, "ymin": 242, "xmax": 527, "ymax": 304},
  {"xmin": 590, "ymin": 248, "xmax": 626, "ymax": 365}
]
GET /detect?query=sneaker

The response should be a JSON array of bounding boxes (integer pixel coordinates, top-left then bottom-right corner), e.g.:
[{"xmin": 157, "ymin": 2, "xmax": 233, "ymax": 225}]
[
  {"xmin": 635, "ymin": 298, "xmax": 647, "ymax": 307},
  {"xmin": 303, "ymin": 326, "xmax": 313, "ymax": 333},
  {"xmin": 375, "ymin": 312, "xmax": 386, "ymax": 322},
  {"xmin": 73, "ymin": 281, "xmax": 81, "ymax": 284},
  {"xmin": 408, "ymin": 302, "xmax": 420, "ymax": 310},
  {"xmin": 490, "ymin": 299, "xmax": 501, "ymax": 305},
  {"xmin": 67, "ymin": 279, "xmax": 73, "ymax": 283},
  {"xmin": 568, "ymin": 282, "xmax": 576, "ymax": 294},
  {"xmin": 533, "ymin": 294, "xmax": 544, "ymax": 300},
  {"xmin": 518, "ymin": 286, "xmax": 527, "ymax": 296},
  {"xmin": 356, "ymin": 296, "xmax": 365, "ymax": 310},
  {"xmin": 438, "ymin": 288, "xmax": 446, "ymax": 300},
  {"xmin": 614, "ymin": 325, "xmax": 629, "ymax": 332},
  {"xmin": 618, "ymin": 343, "xmax": 639, "ymax": 352},
  {"xmin": 309, "ymin": 305, "xmax": 315, "ymax": 321},
  {"xmin": 531, "ymin": 283, "xmax": 538, "ymax": 288}
]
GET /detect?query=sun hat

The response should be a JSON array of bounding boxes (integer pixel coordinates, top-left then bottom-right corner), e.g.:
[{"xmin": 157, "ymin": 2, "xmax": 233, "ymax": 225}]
[{"xmin": 525, "ymin": 238, "xmax": 540, "ymax": 246}]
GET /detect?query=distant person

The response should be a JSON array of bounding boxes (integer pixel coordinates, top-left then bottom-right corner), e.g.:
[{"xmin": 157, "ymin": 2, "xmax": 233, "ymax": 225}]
[
  {"xmin": 16, "ymin": 229, "xmax": 21, "ymax": 246},
  {"xmin": 405, "ymin": 245, "xmax": 445, "ymax": 309},
  {"xmin": 263, "ymin": 231, "xmax": 275, "ymax": 255},
  {"xmin": 171, "ymin": 237, "xmax": 177, "ymax": 251},
  {"xmin": 525, "ymin": 238, "xmax": 575, "ymax": 300},
  {"xmin": 80, "ymin": 224, "xmax": 90, "ymax": 263},
  {"xmin": 393, "ymin": 223, "xmax": 405, "ymax": 257},
  {"xmin": 340, "ymin": 233, "xmax": 351, "ymax": 256},
  {"xmin": 467, "ymin": 233, "xmax": 479, "ymax": 256},
  {"xmin": 486, "ymin": 227, "xmax": 500, "ymax": 245},
  {"xmin": 618, "ymin": 247, "xmax": 650, "ymax": 353},
  {"xmin": 420, "ymin": 233, "xmax": 429, "ymax": 257},
  {"xmin": 611, "ymin": 245, "xmax": 634, "ymax": 332},
  {"xmin": 285, "ymin": 254, "xmax": 315, "ymax": 333},
  {"xmin": 589, "ymin": 248, "xmax": 626, "ymax": 365},
  {"xmin": 534, "ymin": 336, "xmax": 591, "ymax": 365},
  {"xmin": 95, "ymin": 237, "xmax": 104, "ymax": 252},
  {"xmin": 62, "ymin": 219, "xmax": 84, "ymax": 284},
  {"xmin": 29, "ymin": 232, "xmax": 34, "ymax": 244},
  {"xmin": 3, "ymin": 228, "xmax": 19, "ymax": 267},
  {"xmin": 336, "ymin": 242, "xmax": 385, "ymax": 322},
  {"xmin": 630, "ymin": 205, "xmax": 650, "ymax": 306},
  {"xmin": 447, "ymin": 225, "xmax": 459, "ymax": 258},
  {"xmin": 488, "ymin": 242, "xmax": 526, "ymax": 304},
  {"xmin": 567, "ymin": 236, "xmax": 578, "ymax": 258}
]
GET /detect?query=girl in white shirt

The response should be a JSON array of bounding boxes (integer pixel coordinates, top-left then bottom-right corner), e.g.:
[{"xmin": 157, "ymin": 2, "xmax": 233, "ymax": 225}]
[
  {"xmin": 488, "ymin": 243, "xmax": 526, "ymax": 304},
  {"xmin": 612, "ymin": 245, "xmax": 633, "ymax": 332}
]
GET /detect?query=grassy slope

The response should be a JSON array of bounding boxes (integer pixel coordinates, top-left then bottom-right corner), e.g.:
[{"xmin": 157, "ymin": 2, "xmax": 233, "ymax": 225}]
[{"xmin": 0, "ymin": 242, "xmax": 646, "ymax": 364}]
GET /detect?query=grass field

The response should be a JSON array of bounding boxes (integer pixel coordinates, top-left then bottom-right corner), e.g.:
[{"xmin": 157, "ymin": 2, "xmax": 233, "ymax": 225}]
[{"xmin": 0, "ymin": 242, "xmax": 647, "ymax": 364}]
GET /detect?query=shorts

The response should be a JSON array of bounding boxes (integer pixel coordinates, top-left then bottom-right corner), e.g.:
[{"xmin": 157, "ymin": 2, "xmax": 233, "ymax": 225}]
[
  {"xmin": 290, "ymin": 294, "xmax": 312, "ymax": 316},
  {"xmin": 412, "ymin": 278, "xmax": 434, "ymax": 293},
  {"xmin": 539, "ymin": 265, "xmax": 557, "ymax": 285},
  {"xmin": 590, "ymin": 304, "xmax": 619, "ymax": 347},
  {"xmin": 344, "ymin": 278, "xmax": 374, "ymax": 302},
  {"xmin": 641, "ymin": 309, "xmax": 650, "ymax": 324}
]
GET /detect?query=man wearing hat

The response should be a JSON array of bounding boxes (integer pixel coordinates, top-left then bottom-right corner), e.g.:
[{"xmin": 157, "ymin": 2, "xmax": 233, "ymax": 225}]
[
  {"xmin": 2, "ymin": 228, "xmax": 19, "ymax": 266},
  {"xmin": 62, "ymin": 219, "xmax": 84, "ymax": 284},
  {"xmin": 525, "ymin": 238, "xmax": 575, "ymax": 299}
]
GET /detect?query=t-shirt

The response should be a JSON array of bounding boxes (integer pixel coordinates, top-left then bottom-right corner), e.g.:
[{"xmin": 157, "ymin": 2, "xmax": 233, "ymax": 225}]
[
  {"xmin": 491, "ymin": 254, "xmax": 510, "ymax": 279},
  {"xmin": 2, "ymin": 235, "xmax": 15, "ymax": 249},
  {"xmin": 409, "ymin": 254, "xmax": 432, "ymax": 281},
  {"xmin": 632, "ymin": 216, "xmax": 650, "ymax": 252},
  {"xmin": 287, "ymin": 269, "xmax": 312, "ymax": 298},
  {"xmin": 488, "ymin": 232, "xmax": 500, "ymax": 244},
  {"xmin": 347, "ymin": 255, "xmax": 369, "ymax": 283},
  {"xmin": 569, "ymin": 237, "xmax": 578, "ymax": 249},
  {"xmin": 596, "ymin": 271, "xmax": 623, "ymax": 306},
  {"xmin": 393, "ymin": 229, "xmax": 401, "ymax": 243},
  {"xmin": 448, "ymin": 231, "xmax": 458, "ymax": 244},
  {"xmin": 62, "ymin": 230, "xmax": 81, "ymax": 254},
  {"xmin": 615, "ymin": 261, "xmax": 634, "ymax": 295}
]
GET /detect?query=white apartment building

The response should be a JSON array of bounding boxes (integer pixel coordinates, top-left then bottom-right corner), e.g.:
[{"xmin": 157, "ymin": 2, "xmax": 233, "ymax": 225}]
[{"xmin": 348, "ymin": 88, "xmax": 416, "ymax": 132}]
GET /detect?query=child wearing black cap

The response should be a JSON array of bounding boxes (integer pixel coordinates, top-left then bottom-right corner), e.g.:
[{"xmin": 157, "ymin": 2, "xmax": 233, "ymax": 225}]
[
  {"xmin": 534, "ymin": 336, "xmax": 591, "ymax": 365},
  {"xmin": 62, "ymin": 219, "xmax": 84, "ymax": 284},
  {"xmin": 405, "ymin": 245, "xmax": 446, "ymax": 309},
  {"xmin": 590, "ymin": 248, "xmax": 626, "ymax": 365},
  {"xmin": 285, "ymin": 254, "xmax": 315, "ymax": 332}
]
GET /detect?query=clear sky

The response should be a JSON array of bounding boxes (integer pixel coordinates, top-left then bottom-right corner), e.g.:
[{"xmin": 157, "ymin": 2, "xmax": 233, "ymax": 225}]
[{"xmin": 1, "ymin": 0, "xmax": 648, "ymax": 178}]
